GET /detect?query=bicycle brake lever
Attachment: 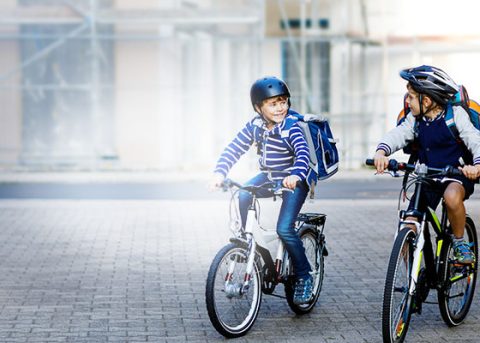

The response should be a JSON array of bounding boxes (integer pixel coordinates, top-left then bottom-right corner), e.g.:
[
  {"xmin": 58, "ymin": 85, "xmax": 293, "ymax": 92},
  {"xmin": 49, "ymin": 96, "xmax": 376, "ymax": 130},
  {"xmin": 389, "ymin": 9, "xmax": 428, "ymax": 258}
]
[
  {"xmin": 388, "ymin": 171, "xmax": 400, "ymax": 178},
  {"xmin": 374, "ymin": 171, "xmax": 400, "ymax": 177}
]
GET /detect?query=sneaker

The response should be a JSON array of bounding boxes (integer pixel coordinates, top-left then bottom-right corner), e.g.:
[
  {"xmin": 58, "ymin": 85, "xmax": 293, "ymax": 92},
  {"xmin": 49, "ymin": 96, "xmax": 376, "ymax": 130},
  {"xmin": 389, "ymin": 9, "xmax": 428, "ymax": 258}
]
[
  {"xmin": 293, "ymin": 277, "xmax": 313, "ymax": 305},
  {"xmin": 453, "ymin": 240, "xmax": 475, "ymax": 264}
]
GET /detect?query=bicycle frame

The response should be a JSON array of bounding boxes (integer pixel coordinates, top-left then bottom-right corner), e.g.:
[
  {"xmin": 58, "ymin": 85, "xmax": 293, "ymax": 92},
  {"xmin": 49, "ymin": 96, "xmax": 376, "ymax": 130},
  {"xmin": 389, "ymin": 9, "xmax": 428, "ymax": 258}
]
[
  {"xmin": 221, "ymin": 178, "xmax": 327, "ymax": 299},
  {"xmin": 397, "ymin": 169, "xmax": 463, "ymax": 298},
  {"xmin": 367, "ymin": 159, "xmax": 479, "ymax": 342},
  {"xmin": 237, "ymin": 193, "xmax": 289, "ymax": 293}
]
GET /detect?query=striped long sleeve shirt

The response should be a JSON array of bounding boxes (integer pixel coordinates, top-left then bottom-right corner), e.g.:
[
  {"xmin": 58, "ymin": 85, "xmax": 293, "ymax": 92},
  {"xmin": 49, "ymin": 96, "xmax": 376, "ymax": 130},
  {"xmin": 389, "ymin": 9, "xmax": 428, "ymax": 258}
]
[{"xmin": 214, "ymin": 114, "xmax": 311, "ymax": 181}]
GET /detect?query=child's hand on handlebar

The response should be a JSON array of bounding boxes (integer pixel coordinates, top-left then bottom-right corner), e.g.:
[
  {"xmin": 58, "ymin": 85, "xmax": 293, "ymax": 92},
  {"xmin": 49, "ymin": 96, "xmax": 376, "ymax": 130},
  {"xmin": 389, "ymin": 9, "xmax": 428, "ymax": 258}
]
[
  {"xmin": 374, "ymin": 150, "xmax": 389, "ymax": 173},
  {"xmin": 459, "ymin": 165, "xmax": 480, "ymax": 180},
  {"xmin": 208, "ymin": 173, "xmax": 225, "ymax": 192},
  {"xmin": 282, "ymin": 175, "xmax": 300, "ymax": 190}
]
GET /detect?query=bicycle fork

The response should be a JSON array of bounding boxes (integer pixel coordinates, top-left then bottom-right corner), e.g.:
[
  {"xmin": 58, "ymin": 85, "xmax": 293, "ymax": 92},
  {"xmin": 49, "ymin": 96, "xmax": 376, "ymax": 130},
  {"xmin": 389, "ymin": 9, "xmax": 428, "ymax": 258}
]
[
  {"xmin": 222, "ymin": 209, "xmax": 258, "ymax": 298},
  {"xmin": 408, "ymin": 220, "xmax": 426, "ymax": 296},
  {"xmin": 240, "ymin": 209, "xmax": 287, "ymax": 290}
]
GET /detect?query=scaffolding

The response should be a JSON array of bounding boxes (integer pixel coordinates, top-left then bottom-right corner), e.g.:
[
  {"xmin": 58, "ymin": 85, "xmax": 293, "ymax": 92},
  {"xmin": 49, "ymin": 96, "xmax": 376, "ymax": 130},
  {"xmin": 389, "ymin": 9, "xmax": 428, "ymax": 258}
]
[
  {"xmin": 2, "ymin": 0, "xmax": 480, "ymax": 170},
  {"xmin": 0, "ymin": 0, "xmax": 264, "ymax": 169}
]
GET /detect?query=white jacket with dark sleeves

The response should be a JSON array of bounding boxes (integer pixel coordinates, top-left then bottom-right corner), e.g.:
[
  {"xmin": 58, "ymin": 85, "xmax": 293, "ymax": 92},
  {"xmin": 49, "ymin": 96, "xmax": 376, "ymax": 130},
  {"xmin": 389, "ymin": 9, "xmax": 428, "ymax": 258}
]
[{"xmin": 376, "ymin": 106, "xmax": 480, "ymax": 166}]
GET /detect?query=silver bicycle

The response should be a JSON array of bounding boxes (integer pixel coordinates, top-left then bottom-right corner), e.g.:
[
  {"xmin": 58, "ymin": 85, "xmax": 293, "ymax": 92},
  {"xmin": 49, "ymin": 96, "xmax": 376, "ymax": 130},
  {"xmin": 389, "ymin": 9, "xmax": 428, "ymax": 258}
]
[{"xmin": 205, "ymin": 179, "xmax": 328, "ymax": 338}]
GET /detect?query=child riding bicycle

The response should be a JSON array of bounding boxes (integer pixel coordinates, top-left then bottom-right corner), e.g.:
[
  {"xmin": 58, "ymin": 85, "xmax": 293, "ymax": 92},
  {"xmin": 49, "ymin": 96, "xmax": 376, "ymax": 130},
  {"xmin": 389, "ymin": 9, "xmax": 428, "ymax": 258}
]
[
  {"xmin": 209, "ymin": 76, "xmax": 314, "ymax": 305},
  {"xmin": 373, "ymin": 65, "xmax": 480, "ymax": 264}
]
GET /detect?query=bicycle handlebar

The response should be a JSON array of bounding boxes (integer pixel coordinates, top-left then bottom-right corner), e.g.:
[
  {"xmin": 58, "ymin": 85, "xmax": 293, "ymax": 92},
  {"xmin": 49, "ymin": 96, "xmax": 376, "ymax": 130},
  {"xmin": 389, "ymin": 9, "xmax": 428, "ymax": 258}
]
[
  {"xmin": 221, "ymin": 178, "xmax": 294, "ymax": 195},
  {"xmin": 365, "ymin": 158, "xmax": 463, "ymax": 177},
  {"xmin": 221, "ymin": 179, "xmax": 243, "ymax": 190}
]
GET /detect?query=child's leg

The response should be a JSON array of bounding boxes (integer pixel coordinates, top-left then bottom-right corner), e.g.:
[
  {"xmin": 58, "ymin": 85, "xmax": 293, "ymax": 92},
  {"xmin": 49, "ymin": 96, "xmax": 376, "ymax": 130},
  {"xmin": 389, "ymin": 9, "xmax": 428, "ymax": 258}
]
[
  {"xmin": 276, "ymin": 181, "xmax": 310, "ymax": 279},
  {"xmin": 238, "ymin": 173, "xmax": 272, "ymax": 229},
  {"xmin": 443, "ymin": 180, "xmax": 475, "ymax": 263},
  {"xmin": 443, "ymin": 182, "xmax": 466, "ymax": 238}
]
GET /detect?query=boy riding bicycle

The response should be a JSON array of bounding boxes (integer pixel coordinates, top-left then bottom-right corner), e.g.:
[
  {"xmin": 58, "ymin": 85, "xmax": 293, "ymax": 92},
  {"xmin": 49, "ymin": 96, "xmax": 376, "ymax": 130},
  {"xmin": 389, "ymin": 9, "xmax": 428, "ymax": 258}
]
[
  {"xmin": 209, "ymin": 76, "xmax": 313, "ymax": 305},
  {"xmin": 373, "ymin": 65, "xmax": 480, "ymax": 264}
]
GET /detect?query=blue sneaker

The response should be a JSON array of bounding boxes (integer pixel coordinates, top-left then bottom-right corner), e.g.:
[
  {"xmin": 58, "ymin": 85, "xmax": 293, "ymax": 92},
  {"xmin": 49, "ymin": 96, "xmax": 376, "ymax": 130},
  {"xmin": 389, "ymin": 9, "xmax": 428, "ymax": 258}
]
[
  {"xmin": 453, "ymin": 240, "xmax": 475, "ymax": 264},
  {"xmin": 293, "ymin": 277, "xmax": 313, "ymax": 305}
]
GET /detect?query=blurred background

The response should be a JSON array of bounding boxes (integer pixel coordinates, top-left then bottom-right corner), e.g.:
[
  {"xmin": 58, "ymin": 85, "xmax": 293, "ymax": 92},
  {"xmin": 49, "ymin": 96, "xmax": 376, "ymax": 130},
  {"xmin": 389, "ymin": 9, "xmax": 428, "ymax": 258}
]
[{"xmin": 1, "ymin": 0, "xmax": 480, "ymax": 176}]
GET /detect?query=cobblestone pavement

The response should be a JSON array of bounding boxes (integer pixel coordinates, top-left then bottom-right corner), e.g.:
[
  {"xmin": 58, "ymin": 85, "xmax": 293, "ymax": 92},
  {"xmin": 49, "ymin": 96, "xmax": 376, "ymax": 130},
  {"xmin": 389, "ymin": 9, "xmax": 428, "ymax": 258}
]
[{"xmin": 0, "ymin": 199, "xmax": 479, "ymax": 343}]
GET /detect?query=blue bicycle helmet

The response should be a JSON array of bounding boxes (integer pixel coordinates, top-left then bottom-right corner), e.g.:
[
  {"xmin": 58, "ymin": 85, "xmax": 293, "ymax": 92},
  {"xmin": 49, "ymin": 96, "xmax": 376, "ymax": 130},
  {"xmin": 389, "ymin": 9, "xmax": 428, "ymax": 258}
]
[
  {"xmin": 250, "ymin": 76, "xmax": 291, "ymax": 112},
  {"xmin": 399, "ymin": 65, "xmax": 458, "ymax": 105}
]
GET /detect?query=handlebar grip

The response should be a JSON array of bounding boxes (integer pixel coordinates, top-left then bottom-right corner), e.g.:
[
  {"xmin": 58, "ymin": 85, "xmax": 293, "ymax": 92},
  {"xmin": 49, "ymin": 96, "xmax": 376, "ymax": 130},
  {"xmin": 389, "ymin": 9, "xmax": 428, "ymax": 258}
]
[
  {"xmin": 366, "ymin": 158, "xmax": 402, "ymax": 172},
  {"xmin": 445, "ymin": 165, "xmax": 463, "ymax": 176},
  {"xmin": 221, "ymin": 178, "xmax": 242, "ymax": 190},
  {"xmin": 453, "ymin": 169, "xmax": 463, "ymax": 176}
]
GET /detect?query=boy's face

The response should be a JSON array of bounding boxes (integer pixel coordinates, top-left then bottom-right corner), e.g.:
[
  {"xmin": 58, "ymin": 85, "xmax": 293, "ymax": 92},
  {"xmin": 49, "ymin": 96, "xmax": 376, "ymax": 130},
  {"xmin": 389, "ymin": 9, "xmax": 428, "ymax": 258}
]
[
  {"xmin": 405, "ymin": 85, "xmax": 422, "ymax": 116},
  {"xmin": 257, "ymin": 95, "xmax": 289, "ymax": 125}
]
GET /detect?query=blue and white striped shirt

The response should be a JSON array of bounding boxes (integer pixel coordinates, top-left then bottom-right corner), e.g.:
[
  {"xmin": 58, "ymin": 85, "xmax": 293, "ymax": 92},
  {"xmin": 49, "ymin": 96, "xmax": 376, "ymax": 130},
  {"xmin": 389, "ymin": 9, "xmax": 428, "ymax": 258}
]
[{"xmin": 214, "ymin": 114, "xmax": 310, "ymax": 181}]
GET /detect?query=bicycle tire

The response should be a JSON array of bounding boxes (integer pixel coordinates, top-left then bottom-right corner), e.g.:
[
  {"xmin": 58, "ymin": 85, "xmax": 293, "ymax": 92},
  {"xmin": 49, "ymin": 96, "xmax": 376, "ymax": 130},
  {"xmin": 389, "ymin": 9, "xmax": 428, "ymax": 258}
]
[
  {"xmin": 382, "ymin": 227, "xmax": 416, "ymax": 343},
  {"xmin": 205, "ymin": 243, "xmax": 262, "ymax": 338},
  {"xmin": 285, "ymin": 228, "xmax": 325, "ymax": 314},
  {"xmin": 438, "ymin": 216, "xmax": 478, "ymax": 326}
]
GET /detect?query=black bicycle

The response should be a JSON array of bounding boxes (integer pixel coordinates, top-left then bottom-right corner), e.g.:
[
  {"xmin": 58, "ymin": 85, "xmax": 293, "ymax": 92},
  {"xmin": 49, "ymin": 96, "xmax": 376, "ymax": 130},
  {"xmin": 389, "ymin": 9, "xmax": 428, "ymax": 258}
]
[
  {"xmin": 366, "ymin": 159, "xmax": 478, "ymax": 343},
  {"xmin": 205, "ymin": 179, "xmax": 328, "ymax": 338}
]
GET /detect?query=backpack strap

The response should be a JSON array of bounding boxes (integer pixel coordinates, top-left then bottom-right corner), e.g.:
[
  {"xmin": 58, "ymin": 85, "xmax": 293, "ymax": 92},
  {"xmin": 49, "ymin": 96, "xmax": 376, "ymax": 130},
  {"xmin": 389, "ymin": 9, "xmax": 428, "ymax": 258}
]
[
  {"xmin": 282, "ymin": 111, "xmax": 319, "ymax": 172},
  {"xmin": 296, "ymin": 121, "xmax": 318, "ymax": 170},
  {"xmin": 251, "ymin": 116, "xmax": 265, "ymax": 155},
  {"xmin": 444, "ymin": 103, "xmax": 461, "ymax": 141}
]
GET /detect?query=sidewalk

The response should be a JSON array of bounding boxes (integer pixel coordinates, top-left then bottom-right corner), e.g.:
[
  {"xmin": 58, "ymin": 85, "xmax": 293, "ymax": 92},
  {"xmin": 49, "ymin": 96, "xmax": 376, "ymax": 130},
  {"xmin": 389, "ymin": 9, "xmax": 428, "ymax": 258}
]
[{"xmin": 0, "ymin": 198, "xmax": 479, "ymax": 342}]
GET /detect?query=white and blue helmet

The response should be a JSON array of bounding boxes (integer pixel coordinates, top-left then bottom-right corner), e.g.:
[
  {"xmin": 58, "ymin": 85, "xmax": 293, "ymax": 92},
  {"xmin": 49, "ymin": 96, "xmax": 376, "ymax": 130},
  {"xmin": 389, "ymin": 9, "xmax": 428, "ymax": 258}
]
[{"xmin": 400, "ymin": 65, "xmax": 459, "ymax": 105}]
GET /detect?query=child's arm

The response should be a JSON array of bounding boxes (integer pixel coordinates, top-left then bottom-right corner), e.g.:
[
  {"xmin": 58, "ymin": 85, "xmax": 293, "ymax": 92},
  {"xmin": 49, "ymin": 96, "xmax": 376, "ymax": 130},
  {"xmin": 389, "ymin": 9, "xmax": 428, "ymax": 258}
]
[
  {"xmin": 454, "ymin": 106, "xmax": 480, "ymax": 166},
  {"xmin": 373, "ymin": 113, "xmax": 416, "ymax": 173},
  {"xmin": 453, "ymin": 106, "xmax": 480, "ymax": 179},
  {"xmin": 376, "ymin": 113, "xmax": 416, "ymax": 157},
  {"xmin": 213, "ymin": 120, "xmax": 255, "ymax": 179}
]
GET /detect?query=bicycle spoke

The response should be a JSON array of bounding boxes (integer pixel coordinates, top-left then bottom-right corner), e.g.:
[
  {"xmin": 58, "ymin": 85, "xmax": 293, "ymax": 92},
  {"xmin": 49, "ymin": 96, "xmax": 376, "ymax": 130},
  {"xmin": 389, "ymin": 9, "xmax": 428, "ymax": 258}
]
[
  {"xmin": 209, "ymin": 247, "xmax": 261, "ymax": 331},
  {"xmin": 438, "ymin": 221, "xmax": 478, "ymax": 327},
  {"xmin": 383, "ymin": 228, "xmax": 415, "ymax": 343}
]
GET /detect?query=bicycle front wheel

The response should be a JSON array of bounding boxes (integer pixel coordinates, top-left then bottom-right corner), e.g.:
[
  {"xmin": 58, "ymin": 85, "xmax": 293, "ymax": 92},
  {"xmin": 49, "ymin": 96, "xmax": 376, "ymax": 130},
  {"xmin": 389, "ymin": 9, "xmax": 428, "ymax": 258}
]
[
  {"xmin": 285, "ymin": 228, "xmax": 325, "ymax": 314},
  {"xmin": 438, "ymin": 216, "xmax": 478, "ymax": 326},
  {"xmin": 382, "ymin": 228, "xmax": 416, "ymax": 343},
  {"xmin": 205, "ymin": 243, "xmax": 262, "ymax": 338}
]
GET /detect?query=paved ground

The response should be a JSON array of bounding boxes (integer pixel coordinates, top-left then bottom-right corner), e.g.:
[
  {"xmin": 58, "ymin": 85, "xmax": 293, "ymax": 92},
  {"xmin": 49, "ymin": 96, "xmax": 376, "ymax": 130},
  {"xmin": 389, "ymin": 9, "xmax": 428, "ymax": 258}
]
[{"xmin": 0, "ymin": 198, "xmax": 479, "ymax": 342}]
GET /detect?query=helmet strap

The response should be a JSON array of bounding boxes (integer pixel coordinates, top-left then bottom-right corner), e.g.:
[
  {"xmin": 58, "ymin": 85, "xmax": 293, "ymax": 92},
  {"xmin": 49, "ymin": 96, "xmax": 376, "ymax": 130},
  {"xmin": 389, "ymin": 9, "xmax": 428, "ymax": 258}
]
[
  {"xmin": 418, "ymin": 94, "xmax": 424, "ymax": 117},
  {"xmin": 254, "ymin": 104, "xmax": 261, "ymax": 114}
]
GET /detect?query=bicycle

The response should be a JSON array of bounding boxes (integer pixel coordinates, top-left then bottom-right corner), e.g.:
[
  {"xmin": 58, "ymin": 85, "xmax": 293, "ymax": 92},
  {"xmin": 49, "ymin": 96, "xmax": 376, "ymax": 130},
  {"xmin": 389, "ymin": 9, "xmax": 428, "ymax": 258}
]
[
  {"xmin": 365, "ymin": 158, "xmax": 478, "ymax": 343},
  {"xmin": 205, "ymin": 179, "xmax": 328, "ymax": 338}
]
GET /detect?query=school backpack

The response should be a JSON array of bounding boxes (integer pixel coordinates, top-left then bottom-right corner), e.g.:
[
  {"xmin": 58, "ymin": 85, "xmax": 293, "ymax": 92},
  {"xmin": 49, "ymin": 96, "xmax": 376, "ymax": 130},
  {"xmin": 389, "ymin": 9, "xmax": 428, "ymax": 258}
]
[
  {"xmin": 284, "ymin": 110, "xmax": 339, "ymax": 190},
  {"xmin": 396, "ymin": 85, "xmax": 480, "ymax": 160}
]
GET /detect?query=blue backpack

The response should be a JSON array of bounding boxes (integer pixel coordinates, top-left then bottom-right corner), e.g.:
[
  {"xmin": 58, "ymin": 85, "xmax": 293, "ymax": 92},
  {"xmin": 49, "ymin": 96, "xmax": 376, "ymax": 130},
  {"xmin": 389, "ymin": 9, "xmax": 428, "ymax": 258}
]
[{"xmin": 284, "ymin": 110, "xmax": 339, "ymax": 189}]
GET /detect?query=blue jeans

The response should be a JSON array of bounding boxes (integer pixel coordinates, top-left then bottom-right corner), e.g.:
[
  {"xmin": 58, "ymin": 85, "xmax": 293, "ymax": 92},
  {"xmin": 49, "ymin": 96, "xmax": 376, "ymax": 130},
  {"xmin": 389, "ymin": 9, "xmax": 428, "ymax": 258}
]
[{"xmin": 238, "ymin": 173, "xmax": 311, "ymax": 280}]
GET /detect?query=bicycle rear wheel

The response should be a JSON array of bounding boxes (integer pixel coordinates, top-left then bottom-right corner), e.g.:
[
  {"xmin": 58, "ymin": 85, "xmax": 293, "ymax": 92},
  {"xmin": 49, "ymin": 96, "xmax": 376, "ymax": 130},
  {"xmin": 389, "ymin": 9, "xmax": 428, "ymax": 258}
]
[
  {"xmin": 382, "ymin": 228, "xmax": 416, "ymax": 343},
  {"xmin": 285, "ymin": 228, "xmax": 325, "ymax": 314},
  {"xmin": 205, "ymin": 243, "xmax": 262, "ymax": 338},
  {"xmin": 438, "ymin": 216, "xmax": 478, "ymax": 326}
]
